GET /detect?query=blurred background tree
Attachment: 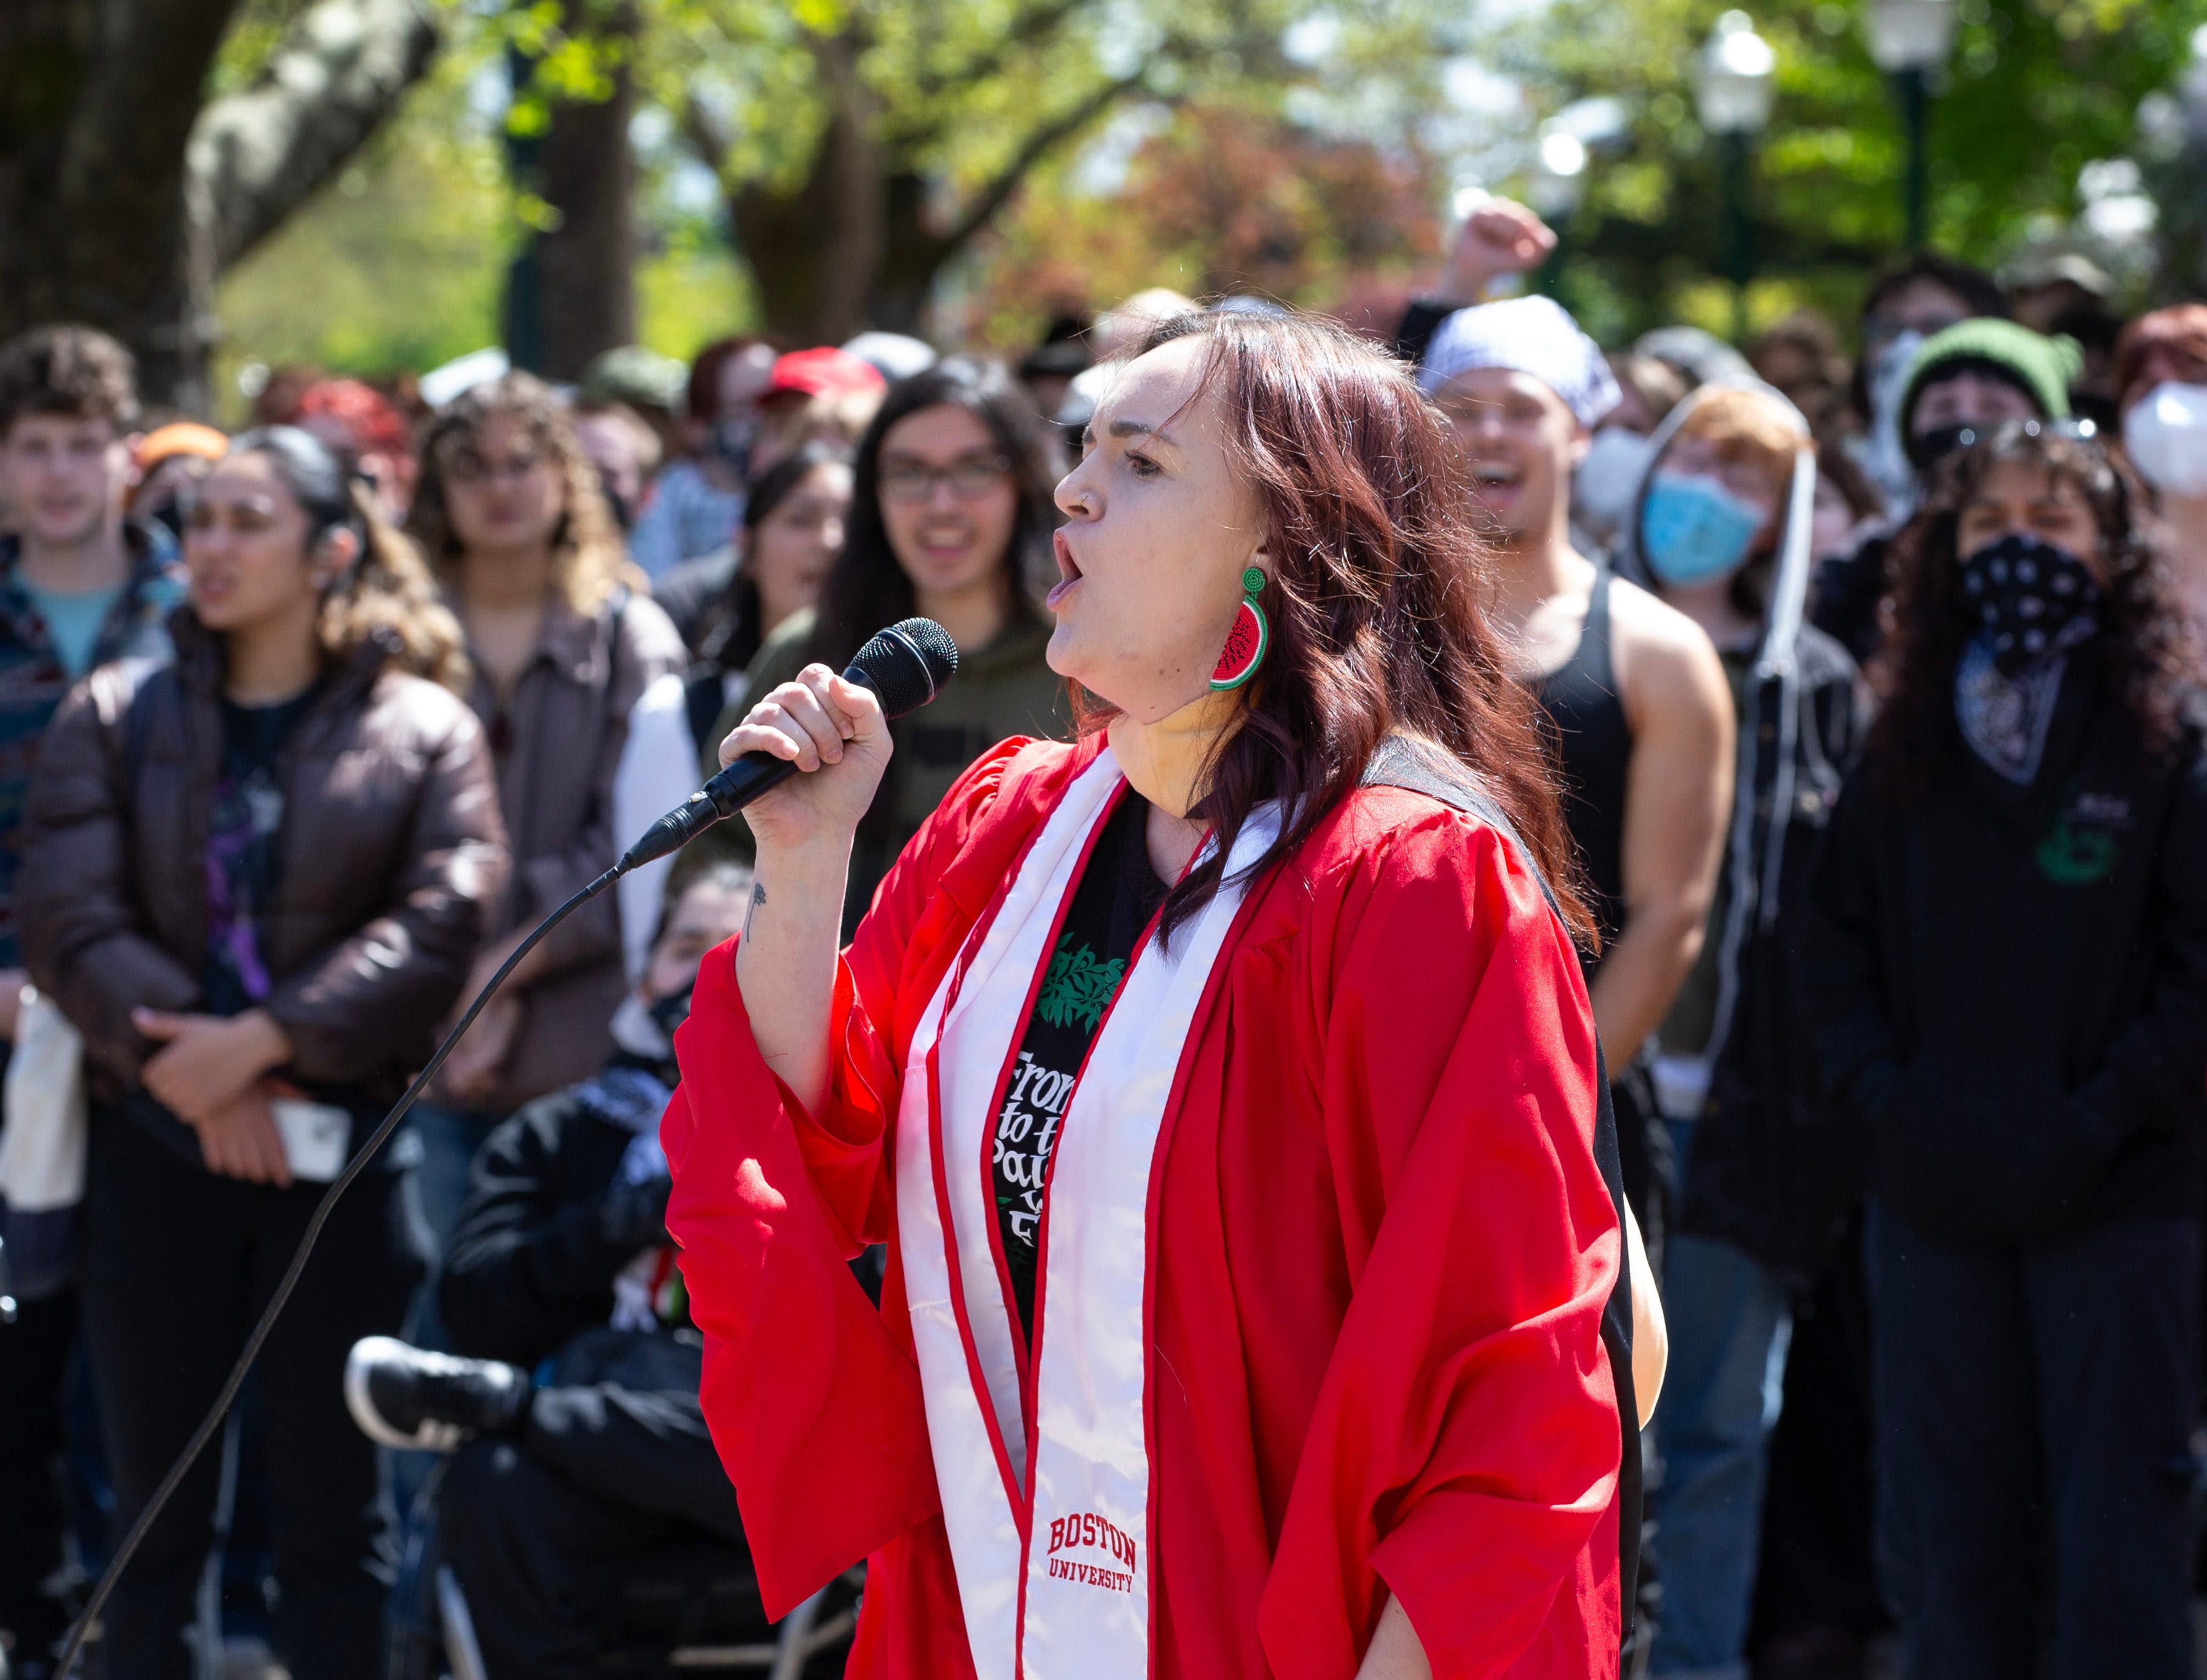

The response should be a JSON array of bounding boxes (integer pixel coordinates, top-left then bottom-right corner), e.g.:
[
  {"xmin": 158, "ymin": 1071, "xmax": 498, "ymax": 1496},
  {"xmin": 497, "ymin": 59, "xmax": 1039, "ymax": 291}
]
[
  {"xmin": 655, "ymin": 0, "xmax": 1347, "ymax": 343},
  {"xmin": 955, "ymin": 97, "xmax": 1444, "ymax": 349},
  {"xmin": 0, "ymin": 0, "xmax": 438, "ymax": 407},
  {"xmin": 15, "ymin": 0, "xmax": 2207, "ymax": 414},
  {"xmin": 1493, "ymin": 0, "xmax": 2203, "ymax": 340}
]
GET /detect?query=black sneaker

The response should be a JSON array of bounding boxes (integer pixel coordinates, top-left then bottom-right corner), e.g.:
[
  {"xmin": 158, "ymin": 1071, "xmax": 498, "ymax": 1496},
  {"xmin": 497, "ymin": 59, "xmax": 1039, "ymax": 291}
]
[{"xmin": 344, "ymin": 1336, "xmax": 528, "ymax": 1452}]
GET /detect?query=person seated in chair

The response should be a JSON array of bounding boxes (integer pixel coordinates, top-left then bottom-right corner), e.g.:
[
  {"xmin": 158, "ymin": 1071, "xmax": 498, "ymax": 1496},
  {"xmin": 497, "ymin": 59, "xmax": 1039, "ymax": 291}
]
[{"xmin": 345, "ymin": 864, "xmax": 753, "ymax": 1679}]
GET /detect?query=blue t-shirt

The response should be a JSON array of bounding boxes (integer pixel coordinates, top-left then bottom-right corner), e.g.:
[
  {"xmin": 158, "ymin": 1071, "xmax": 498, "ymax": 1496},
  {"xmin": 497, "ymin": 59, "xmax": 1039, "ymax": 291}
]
[{"xmin": 22, "ymin": 583, "xmax": 120, "ymax": 681}]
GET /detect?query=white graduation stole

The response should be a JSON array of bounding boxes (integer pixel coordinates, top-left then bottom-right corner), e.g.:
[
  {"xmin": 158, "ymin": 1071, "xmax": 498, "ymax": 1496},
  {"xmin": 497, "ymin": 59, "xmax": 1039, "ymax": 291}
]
[{"xmin": 895, "ymin": 747, "xmax": 1275, "ymax": 1680}]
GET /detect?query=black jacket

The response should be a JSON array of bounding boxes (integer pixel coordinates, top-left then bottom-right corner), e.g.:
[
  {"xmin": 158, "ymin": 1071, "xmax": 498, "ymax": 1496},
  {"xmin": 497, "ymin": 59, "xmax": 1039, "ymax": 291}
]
[
  {"xmin": 439, "ymin": 1055, "xmax": 753, "ymax": 1548},
  {"xmin": 1807, "ymin": 662, "xmax": 2207, "ymax": 1245},
  {"xmin": 1681, "ymin": 624, "xmax": 1869, "ymax": 1280},
  {"xmin": 439, "ymin": 1064, "xmax": 678, "ymax": 1367}
]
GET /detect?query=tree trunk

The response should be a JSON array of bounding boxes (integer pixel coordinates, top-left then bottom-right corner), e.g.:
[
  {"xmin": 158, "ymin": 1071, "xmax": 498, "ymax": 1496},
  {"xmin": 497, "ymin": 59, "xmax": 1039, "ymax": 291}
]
[
  {"xmin": 0, "ymin": 0, "xmax": 434, "ymax": 411},
  {"xmin": 698, "ymin": 5, "xmax": 1163, "ymax": 345},
  {"xmin": 868, "ymin": 170, "xmax": 947, "ymax": 337},
  {"xmin": 0, "ymin": 0, "xmax": 239, "ymax": 409},
  {"xmin": 724, "ymin": 53, "xmax": 1150, "ymax": 343},
  {"xmin": 535, "ymin": 1, "xmax": 637, "ymax": 379},
  {"xmin": 727, "ymin": 35, "xmax": 881, "ymax": 345}
]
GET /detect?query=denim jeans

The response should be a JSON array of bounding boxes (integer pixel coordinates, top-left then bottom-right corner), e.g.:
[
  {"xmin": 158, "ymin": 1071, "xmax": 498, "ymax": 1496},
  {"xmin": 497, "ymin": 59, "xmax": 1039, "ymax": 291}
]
[
  {"xmin": 1649, "ymin": 1230, "xmax": 1792, "ymax": 1679},
  {"xmin": 405, "ymin": 1101, "xmax": 502, "ymax": 1279},
  {"xmin": 393, "ymin": 1102, "xmax": 500, "ymax": 1517}
]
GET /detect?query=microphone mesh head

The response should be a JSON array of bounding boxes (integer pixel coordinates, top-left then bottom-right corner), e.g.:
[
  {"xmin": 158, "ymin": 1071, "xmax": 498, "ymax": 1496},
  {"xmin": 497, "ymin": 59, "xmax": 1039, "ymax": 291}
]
[{"xmin": 851, "ymin": 616, "xmax": 959, "ymax": 719}]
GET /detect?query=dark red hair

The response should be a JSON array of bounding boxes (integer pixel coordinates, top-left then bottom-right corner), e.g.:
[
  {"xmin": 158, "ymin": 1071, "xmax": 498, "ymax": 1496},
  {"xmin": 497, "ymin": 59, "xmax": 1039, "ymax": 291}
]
[{"xmin": 1119, "ymin": 308, "xmax": 1592, "ymax": 945}]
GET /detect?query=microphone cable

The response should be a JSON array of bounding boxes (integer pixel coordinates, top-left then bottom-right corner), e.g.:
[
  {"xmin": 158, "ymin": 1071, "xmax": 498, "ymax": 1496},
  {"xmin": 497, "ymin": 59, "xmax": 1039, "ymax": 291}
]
[{"xmin": 49, "ymin": 615, "xmax": 958, "ymax": 1676}]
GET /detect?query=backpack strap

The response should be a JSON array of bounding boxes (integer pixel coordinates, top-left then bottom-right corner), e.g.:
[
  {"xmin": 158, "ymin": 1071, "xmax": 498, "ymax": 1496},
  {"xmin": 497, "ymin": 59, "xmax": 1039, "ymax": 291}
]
[{"xmin": 1359, "ymin": 737, "xmax": 1642, "ymax": 1661}]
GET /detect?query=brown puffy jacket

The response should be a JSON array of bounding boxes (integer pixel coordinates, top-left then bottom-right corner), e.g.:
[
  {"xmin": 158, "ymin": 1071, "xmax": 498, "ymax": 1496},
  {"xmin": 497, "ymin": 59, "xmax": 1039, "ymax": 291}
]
[{"xmin": 19, "ymin": 611, "xmax": 509, "ymax": 1101}]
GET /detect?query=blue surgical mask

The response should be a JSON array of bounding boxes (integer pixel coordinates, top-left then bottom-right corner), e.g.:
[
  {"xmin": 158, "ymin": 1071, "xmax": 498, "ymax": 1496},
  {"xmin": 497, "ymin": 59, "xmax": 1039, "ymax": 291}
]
[{"xmin": 1640, "ymin": 472, "xmax": 1766, "ymax": 586}]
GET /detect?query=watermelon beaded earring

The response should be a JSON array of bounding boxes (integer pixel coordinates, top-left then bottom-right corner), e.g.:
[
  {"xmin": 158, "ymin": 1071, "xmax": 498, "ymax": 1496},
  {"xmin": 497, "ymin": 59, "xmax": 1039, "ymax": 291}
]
[{"xmin": 1209, "ymin": 566, "xmax": 1270, "ymax": 691}]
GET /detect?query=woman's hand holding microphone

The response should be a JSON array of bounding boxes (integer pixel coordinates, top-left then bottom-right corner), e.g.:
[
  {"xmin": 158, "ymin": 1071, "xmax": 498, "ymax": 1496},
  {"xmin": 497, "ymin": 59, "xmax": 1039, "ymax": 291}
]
[
  {"xmin": 720, "ymin": 665, "xmax": 894, "ymax": 1115},
  {"xmin": 723, "ymin": 666, "xmax": 896, "ymax": 1112},
  {"xmin": 719, "ymin": 664, "xmax": 895, "ymax": 852}
]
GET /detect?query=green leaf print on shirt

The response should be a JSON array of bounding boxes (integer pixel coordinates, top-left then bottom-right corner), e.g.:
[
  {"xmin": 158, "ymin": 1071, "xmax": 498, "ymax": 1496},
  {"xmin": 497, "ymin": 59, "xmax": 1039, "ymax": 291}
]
[{"xmin": 1036, "ymin": 935, "xmax": 1126, "ymax": 1032}]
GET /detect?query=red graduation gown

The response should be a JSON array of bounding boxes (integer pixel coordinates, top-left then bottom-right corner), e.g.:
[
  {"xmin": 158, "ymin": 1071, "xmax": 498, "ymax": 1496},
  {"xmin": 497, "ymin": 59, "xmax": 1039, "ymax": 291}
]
[{"xmin": 662, "ymin": 735, "xmax": 1623, "ymax": 1679}]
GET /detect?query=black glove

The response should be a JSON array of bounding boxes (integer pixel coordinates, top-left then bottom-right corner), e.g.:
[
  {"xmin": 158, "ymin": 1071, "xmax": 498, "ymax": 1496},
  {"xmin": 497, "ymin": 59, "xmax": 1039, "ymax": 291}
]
[{"xmin": 599, "ymin": 1174, "xmax": 673, "ymax": 1255}]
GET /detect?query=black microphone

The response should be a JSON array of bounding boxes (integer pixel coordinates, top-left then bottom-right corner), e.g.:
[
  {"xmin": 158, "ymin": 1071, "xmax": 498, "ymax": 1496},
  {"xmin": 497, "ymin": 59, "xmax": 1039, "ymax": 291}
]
[{"xmin": 618, "ymin": 616, "xmax": 959, "ymax": 873}]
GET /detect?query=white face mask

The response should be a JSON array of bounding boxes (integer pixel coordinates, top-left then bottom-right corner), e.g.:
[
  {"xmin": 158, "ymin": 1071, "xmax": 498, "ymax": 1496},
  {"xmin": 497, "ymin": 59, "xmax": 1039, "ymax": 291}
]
[
  {"xmin": 2122, "ymin": 382, "xmax": 2207, "ymax": 498},
  {"xmin": 1573, "ymin": 427, "xmax": 1658, "ymax": 547}
]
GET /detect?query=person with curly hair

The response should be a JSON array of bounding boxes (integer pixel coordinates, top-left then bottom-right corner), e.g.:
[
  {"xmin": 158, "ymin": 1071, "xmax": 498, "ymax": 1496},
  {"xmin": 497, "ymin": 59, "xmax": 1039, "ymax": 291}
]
[
  {"xmin": 403, "ymin": 372, "xmax": 687, "ymax": 1272},
  {"xmin": 1808, "ymin": 421, "xmax": 2207, "ymax": 1680}
]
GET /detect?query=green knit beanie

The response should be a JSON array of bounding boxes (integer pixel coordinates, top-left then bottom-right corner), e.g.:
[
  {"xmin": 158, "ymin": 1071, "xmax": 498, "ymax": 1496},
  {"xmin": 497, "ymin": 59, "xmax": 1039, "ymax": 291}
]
[{"xmin": 1899, "ymin": 318, "xmax": 2081, "ymax": 443}]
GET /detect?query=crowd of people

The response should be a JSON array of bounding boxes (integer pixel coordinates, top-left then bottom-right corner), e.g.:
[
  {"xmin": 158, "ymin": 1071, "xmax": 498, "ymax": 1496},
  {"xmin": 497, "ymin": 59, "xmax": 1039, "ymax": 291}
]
[{"xmin": 0, "ymin": 182, "xmax": 2201, "ymax": 1680}]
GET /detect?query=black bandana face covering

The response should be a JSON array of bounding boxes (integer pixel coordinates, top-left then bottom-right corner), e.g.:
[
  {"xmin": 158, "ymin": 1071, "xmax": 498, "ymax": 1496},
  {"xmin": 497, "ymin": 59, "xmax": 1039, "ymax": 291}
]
[{"xmin": 1958, "ymin": 533, "xmax": 2101, "ymax": 675}]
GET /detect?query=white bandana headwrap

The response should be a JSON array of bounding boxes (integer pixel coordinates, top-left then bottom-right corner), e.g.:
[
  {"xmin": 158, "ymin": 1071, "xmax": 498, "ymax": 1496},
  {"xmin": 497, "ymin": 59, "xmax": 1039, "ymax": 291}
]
[{"xmin": 1418, "ymin": 295, "xmax": 1622, "ymax": 427}]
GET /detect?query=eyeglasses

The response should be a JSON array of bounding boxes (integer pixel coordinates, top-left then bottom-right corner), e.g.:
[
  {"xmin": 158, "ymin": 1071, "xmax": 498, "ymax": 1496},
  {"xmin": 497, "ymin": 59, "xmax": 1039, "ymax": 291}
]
[
  {"xmin": 1918, "ymin": 416, "xmax": 2101, "ymax": 471},
  {"xmin": 878, "ymin": 456, "xmax": 1013, "ymax": 504},
  {"xmin": 443, "ymin": 450, "xmax": 547, "ymax": 486}
]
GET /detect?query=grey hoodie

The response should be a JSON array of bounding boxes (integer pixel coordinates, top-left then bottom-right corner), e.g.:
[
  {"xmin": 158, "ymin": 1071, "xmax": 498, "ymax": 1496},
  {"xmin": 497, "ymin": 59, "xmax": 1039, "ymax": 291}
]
[{"xmin": 1612, "ymin": 381, "xmax": 1872, "ymax": 1276}]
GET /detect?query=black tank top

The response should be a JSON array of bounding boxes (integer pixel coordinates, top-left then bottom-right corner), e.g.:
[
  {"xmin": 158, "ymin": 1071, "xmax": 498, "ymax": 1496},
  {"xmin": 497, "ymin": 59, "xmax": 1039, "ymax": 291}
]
[{"xmin": 1532, "ymin": 567, "xmax": 1631, "ymax": 960}]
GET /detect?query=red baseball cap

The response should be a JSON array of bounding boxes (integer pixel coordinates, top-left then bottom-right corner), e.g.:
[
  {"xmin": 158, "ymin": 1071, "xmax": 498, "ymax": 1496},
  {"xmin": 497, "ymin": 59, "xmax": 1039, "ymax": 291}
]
[{"xmin": 767, "ymin": 347, "xmax": 887, "ymax": 402}]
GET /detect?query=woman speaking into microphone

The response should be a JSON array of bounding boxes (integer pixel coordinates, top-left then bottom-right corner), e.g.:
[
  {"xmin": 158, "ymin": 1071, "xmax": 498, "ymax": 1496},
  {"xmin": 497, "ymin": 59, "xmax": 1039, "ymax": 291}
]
[{"xmin": 665, "ymin": 309, "xmax": 1630, "ymax": 1678}]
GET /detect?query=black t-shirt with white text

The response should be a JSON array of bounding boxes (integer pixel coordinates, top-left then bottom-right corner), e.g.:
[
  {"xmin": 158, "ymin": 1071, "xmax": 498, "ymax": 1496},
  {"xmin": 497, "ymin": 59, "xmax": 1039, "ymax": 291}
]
[{"xmin": 992, "ymin": 791, "xmax": 1168, "ymax": 1340}]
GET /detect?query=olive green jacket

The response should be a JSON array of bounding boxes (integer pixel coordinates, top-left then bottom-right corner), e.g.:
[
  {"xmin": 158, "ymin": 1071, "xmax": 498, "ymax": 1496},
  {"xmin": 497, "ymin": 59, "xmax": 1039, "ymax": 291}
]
[{"xmin": 700, "ymin": 606, "xmax": 1071, "ymax": 934}]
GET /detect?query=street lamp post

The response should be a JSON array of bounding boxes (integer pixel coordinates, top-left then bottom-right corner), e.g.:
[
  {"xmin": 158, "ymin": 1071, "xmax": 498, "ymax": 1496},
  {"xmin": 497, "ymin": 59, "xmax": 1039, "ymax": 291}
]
[
  {"xmin": 1697, "ymin": 12, "xmax": 1776, "ymax": 343},
  {"xmin": 1866, "ymin": 0, "xmax": 1959, "ymax": 249}
]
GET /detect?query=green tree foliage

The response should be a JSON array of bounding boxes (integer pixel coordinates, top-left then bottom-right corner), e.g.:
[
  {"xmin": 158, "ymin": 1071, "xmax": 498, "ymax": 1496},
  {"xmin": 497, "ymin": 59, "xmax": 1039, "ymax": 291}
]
[
  {"xmin": 0, "ymin": 0, "xmax": 439, "ymax": 405},
  {"xmin": 200, "ymin": 0, "xmax": 1467, "ymax": 370},
  {"xmin": 212, "ymin": 0, "xmax": 753, "ymax": 398},
  {"xmin": 645, "ymin": 0, "xmax": 1386, "ymax": 341},
  {"xmin": 212, "ymin": 56, "xmax": 507, "ymax": 414},
  {"xmin": 1498, "ymin": 0, "xmax": 2206, "ymax": 339},
  {"xmin": 959, "ymin": 97, "xmax": 1441, "ymax": 348}
]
